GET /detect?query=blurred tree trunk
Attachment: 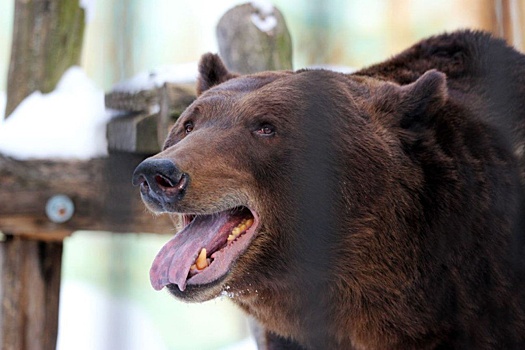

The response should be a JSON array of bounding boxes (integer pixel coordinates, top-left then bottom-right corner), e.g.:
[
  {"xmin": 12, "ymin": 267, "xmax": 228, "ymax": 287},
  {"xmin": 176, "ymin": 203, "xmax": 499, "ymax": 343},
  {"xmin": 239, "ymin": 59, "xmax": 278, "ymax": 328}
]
[{"xmin": 4, "ymin": 0, "xmax": 85, "ymax": 119}]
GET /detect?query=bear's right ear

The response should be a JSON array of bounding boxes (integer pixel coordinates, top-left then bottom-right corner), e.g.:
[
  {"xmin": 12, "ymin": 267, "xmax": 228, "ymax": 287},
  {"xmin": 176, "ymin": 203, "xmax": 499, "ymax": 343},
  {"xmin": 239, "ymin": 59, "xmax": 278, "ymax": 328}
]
[
  {"xmin": 197, "ymin": 53, "xmax": 239, "ymax": 95},
  {"xmin": 374, "ymin": 70, "xmax": 448, "ymax": 129}
]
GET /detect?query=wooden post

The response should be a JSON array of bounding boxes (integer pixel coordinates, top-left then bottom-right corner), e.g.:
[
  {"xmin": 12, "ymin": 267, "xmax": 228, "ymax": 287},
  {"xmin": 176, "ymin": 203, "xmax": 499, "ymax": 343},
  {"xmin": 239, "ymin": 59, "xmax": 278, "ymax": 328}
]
[
  {"xmin": 1, "ymin": 238, "xmax": 63, "ymax": 350},
  {"xmin": 1, "ymin": 1, "xmax": 85, "ymax": 349},
  {"xmin": 216, "ymin": 3, "xmax": 293, "ymax": 74},
  {"xmin": 4, "ymin": 0, "xmax": 85, "ymax": 118}
]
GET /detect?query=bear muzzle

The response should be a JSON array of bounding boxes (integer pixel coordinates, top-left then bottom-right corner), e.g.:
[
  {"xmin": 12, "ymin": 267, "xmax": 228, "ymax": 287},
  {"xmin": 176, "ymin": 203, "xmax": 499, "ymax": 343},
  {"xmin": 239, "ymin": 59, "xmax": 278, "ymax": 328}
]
[{"xmin": 132, "ymin": 158, "xmax": 189, "ymax": 211}]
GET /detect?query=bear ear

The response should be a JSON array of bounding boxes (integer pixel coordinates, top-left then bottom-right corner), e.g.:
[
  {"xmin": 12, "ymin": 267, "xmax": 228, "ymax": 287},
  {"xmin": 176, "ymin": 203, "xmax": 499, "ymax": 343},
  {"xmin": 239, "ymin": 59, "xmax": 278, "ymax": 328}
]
[
  {"xmin": 398, "ymin": 70, "xmax": 448, "ymax": 128},
  {"xmin": 375, "ymin": 70, "xmax": 448, "ymax": 129},
  {"xmin": 197, "ymin": 53, "xmax": 239, "ymax": 95}
]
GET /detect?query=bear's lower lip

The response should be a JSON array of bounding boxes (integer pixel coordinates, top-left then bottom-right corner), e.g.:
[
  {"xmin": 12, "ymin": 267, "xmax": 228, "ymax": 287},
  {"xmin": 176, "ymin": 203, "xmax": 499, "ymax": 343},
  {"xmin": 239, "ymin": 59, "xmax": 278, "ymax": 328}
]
[{"xmin": 149, "ymin": 206, "xmax": 259, "ymax": 292}]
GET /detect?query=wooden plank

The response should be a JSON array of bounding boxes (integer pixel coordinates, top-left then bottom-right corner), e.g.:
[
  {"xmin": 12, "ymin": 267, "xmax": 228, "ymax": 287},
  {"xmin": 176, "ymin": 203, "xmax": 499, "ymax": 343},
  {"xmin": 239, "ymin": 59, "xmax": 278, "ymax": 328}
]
[
  {"xmin": 106, "ymin": 83, "xmax": 195, "ymax": 153},
  {"xmin": 105, "ymin": 89, "xmax": 159, "ymax": 113},
  {"xmin": 0, "ymin": 153, "xmax": 176, "ymax": 238},
  {"xmin": 0, "ymin": 237, "xmax": 62, "ymax": 350},
  {"xmin": 107, "ymin": 113, "xmax": 161, "ymax": 154},
  {"xmin": 157, "ymin": 83, "xmax": 196, "ymax": 147},
  {"xmin": 105, "ymin": 82, "xmax": 195, "ymax": 113}
]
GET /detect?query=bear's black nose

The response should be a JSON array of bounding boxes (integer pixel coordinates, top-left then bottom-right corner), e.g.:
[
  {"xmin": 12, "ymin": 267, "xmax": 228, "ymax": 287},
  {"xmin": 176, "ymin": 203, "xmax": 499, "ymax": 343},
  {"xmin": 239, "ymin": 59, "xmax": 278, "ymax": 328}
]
[{"xmin": 132, "ymin": 158, "xmax": 188, "ymax": 207}]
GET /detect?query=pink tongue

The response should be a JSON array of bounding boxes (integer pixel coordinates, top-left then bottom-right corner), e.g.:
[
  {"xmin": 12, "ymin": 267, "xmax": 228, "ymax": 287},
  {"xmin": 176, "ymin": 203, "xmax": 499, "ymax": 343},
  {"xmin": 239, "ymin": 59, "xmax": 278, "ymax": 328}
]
[{"xmin": 149, "ymin": 212, "xmax": 236, "ymax": 291}]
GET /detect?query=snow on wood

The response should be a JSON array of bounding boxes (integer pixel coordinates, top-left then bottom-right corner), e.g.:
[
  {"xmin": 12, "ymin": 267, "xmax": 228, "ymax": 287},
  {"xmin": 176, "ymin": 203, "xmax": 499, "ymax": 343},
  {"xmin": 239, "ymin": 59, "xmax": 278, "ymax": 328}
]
[
  {"xmin": 250, "ymin": 1, "xmax": 277, "ymax": 32},
  {"xmin": 251, "ymin": 0, "xmax": 274, "ymax": 16},
  {"xmin": 111, "ymin": 63, "xmax": 198, "ymax": 93},
  {"xmin": 251, "ymin": 13, "xmax": 277, "ymax": 32},
  {"xmin": 0, "ymin": 66, "xmax": 110, "ymax": 160}
]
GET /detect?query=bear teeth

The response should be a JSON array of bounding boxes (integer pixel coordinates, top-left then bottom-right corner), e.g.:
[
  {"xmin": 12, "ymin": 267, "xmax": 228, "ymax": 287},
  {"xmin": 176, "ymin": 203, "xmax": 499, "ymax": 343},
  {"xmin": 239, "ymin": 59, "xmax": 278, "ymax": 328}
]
[
  {"xmin": 227, "ymin": 218, "xmax": 254, "ymax": 242},
  {"xmin": 190, "ymin": 217, "xmax": 255, "ymax": 275},
  {"xmin": 192, "ymin": 248, "xmax": 209, "ymax": 271}
]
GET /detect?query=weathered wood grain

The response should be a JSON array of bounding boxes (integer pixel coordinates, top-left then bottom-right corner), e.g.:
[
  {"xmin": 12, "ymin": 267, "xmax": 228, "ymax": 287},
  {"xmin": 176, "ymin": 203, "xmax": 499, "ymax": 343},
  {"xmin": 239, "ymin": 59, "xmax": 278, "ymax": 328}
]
[
  {"xmin": 0, "ymin": 238, "xmax": 62, "ymax": 350},
  {"xmin": 0, "ymin": 153, "xmax": 176, "ymax": 238}
]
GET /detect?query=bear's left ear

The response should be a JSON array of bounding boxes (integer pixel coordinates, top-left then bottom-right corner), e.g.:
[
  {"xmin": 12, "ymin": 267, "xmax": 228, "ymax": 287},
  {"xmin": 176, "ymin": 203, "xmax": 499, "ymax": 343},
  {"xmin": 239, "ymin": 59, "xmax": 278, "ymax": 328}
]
[
  {"xmin": 375, "ymin": 70, "xmax": 448, "ymax": 129},
  {"xmin": 197, "ymin": 53, "xmax": 239, "ymax": 95}
]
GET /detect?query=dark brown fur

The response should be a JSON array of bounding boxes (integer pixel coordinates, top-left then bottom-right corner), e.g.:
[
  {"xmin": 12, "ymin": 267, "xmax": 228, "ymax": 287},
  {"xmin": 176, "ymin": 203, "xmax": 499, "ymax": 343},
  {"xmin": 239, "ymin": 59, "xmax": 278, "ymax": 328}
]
[{"xmin": 140, "ymin": 31, "xmax": 525, "ymax": 349}]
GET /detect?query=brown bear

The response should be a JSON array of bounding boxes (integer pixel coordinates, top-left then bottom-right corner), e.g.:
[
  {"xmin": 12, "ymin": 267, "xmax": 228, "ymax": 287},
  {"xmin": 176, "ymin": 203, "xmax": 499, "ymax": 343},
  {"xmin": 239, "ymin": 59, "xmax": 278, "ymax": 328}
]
[{"xmin": 132, "ymin": 30, "xmax": 525, "ymax": 349}]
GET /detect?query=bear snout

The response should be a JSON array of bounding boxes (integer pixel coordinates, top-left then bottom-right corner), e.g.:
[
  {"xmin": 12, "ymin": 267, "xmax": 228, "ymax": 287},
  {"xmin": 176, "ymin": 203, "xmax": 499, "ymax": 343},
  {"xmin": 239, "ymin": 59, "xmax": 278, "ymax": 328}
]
[{"xmin": 132, "ymin": 158, "xmax": 189, "ymax": 210}]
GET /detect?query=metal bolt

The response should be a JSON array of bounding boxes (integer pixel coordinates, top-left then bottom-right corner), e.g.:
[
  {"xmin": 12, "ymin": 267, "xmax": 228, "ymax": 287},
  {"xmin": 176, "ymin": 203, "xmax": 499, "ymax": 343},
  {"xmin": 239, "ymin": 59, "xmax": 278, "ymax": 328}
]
[{"xmin": 45, "ymin": 195, "xmax": 75, "ymax": 223}]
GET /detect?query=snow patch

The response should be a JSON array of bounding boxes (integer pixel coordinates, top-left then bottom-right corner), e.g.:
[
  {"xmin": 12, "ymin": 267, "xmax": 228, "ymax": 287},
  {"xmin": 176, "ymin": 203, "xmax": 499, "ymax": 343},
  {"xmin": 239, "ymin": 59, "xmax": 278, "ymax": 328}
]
[
  {"xmin": 251, "ymin": 13, "xmax": 277, "ymax": 32},
  {"xmin": 250, "ymin": 0, "xmax": 277, "ymax": 32},
  {"xmin": 0, "ymin": 66, "xmax": 110, "ymax": 160},
  {"xmin": 79, "ymin": 0, "xmax": 96, "ymax": 23},
  {"xmin": 112, "ymin": 63, "xmax": 198, "ymax": 92},
  {"xmin": 251, "ymin": 0, "xmax": 274, "ymax": 16}
]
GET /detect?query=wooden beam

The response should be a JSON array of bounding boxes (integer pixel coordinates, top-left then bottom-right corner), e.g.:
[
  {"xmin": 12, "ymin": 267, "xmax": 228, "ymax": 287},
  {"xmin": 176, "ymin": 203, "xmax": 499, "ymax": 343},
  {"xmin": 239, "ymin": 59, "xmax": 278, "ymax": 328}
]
[
  {"xmin": 106, "ymin": 83, "xmax": 195, "ymax": 153},
  {"xmin": 0, "ymin": 153, "xmax": 175, "ymax": 238},
  {"xmin": 104, "ymin": 89, "xmax": 159, "ymax": 114},
  {"xmin": 105, "ymin": 82, "xmax": 195, "ymax": 113}
]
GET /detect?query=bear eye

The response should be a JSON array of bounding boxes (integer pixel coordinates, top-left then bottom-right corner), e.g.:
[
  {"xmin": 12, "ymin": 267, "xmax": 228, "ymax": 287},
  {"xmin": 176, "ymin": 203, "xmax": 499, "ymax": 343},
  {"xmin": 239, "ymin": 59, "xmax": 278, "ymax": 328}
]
[
  {"xmin": 184, "ymin": 121, "xmax": 194, "ymax": 134},
  {"xmin": 255, "ymin": 123, "xmax": 276, "ymax": 137}
]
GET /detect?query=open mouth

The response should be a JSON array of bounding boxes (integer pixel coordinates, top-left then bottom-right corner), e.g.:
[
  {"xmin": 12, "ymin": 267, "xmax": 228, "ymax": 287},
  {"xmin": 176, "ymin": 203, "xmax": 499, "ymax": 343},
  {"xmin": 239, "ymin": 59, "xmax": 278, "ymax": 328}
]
[{"xmin": 150, "ymin": 206, "xmax": 259, "ymax": 292}]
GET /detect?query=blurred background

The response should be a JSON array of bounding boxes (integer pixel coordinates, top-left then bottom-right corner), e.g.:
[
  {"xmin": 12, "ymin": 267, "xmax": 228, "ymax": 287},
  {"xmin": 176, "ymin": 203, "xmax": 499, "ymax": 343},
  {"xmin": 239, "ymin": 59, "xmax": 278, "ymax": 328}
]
[{"xmin": 0, "ymin": 1, "xmax": 523, "ymax": 349}]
